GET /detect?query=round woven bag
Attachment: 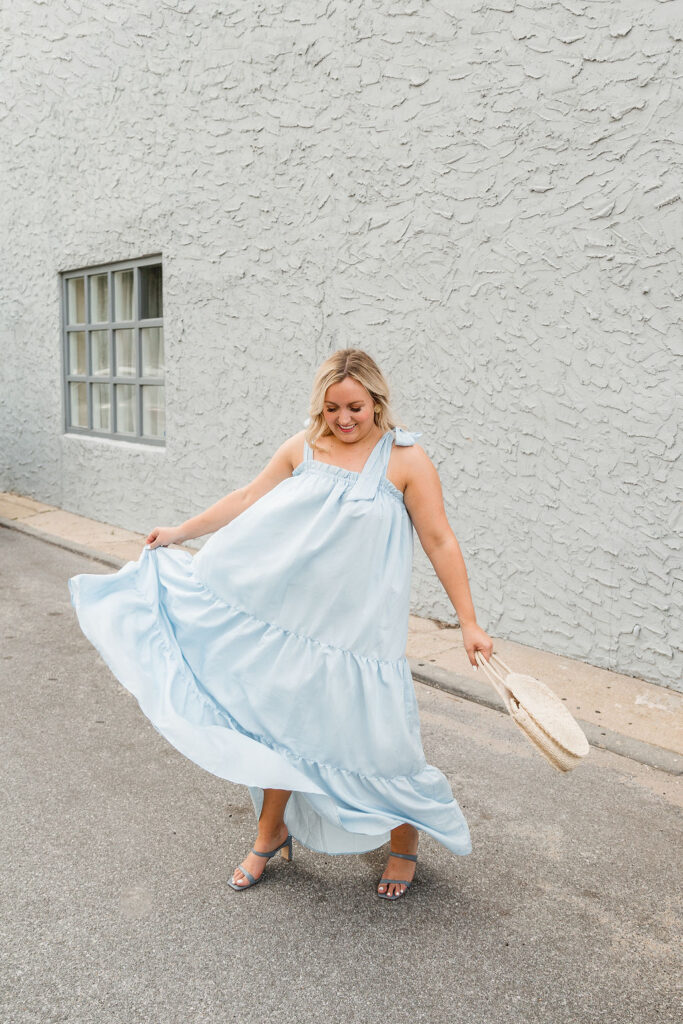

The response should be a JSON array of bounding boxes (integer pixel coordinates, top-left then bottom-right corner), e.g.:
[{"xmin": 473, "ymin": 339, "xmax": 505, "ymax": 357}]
[{"xmin": 474, "ymin": 651, "xmax": 590, "ymax": 772}]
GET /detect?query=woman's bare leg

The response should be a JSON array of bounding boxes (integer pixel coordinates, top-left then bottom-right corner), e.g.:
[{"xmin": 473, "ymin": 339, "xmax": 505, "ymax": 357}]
[
  {"xmin": 377, "ymin": 823, "xmax": 419, "ymax": 898},
  {"xmin": 231, "ymin": 788, "xmax": 292, "ymax": 888}
]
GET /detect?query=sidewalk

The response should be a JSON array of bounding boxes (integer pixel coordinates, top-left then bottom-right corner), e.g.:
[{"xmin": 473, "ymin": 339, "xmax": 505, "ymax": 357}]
[{"xmin": 2, "ymin": 490, "xmax": 681, "ymax": 774}]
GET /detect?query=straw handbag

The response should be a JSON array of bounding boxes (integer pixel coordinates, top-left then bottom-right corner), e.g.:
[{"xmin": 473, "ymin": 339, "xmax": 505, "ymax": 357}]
[{"xmin": 474, "ymin": 651, "xmax": 590, "ymax": 772}]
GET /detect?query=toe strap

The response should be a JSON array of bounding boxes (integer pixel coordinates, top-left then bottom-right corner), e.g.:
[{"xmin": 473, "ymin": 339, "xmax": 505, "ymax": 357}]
[
  {"xmin": 379, "ymin": 878, "xmax": 412, "ymax": 885},
  {"xmin": 236, "ymin": 864, "xmax": 256, "ymax": 885}
]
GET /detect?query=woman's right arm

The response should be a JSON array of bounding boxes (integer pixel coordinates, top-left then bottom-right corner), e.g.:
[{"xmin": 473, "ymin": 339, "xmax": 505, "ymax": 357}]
[{"xmin": 145, "ymin": 430, "xmax": 304, "ymax": 549}]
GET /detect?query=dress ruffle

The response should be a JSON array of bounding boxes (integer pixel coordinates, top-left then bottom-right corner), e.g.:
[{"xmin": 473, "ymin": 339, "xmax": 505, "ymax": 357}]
[{"xmin": 68, "ymin": 545, "xmax": 472, "ymax": 856}]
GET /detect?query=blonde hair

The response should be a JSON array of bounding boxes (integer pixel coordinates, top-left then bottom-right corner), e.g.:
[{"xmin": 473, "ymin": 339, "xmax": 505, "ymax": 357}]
[{"xmin": 305, "ymin": 349, "xmax": 405, "ymax": 450}]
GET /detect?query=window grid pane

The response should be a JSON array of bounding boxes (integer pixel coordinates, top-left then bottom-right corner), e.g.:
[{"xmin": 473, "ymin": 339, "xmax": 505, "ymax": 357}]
[
  {"xmin": 142, "ymin": 385, "xmax": 165, "ymax": 439},
  {"xmin": 91, "ymin": 330, "xmax": 110, "ymax": 376},
  {"xmin": 114, "ymin": 269, "xmax": 134, "ymax": 322},
  {"xmin": 139, "ymin": 264, "xmax": 163, "ymax": 319},
  {"xmin": 115, "ymin": 384, "xmax": 137, "ymax": 434},
  {"xmin": 69, "ymin": 382, "xmax": 88, "ymax": 428},
  {"xmin": 69, "ymin": 332, "xmax": 86, "ymax": 375},
  {"xmin": 67, "ymin": 278, "xmax": 85, "ymax": 324},
  {"xmin": 92, "ymin": 382, "xmax": 112, "ymax": 432},
  {"xmin": 115, "ymin": 329, "xmax": 136, "ymax": 376},
  {"xmin": 89, "ymin": 274, "xmax": 109, "ymax": 323},
  {"xmin": 141, "ymin": 327, "xmax": 164, "ymax": 375}
]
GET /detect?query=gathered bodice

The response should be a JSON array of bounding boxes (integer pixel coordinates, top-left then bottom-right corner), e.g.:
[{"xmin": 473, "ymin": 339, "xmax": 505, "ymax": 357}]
[{"xmin": 293, "ymin": 426, "xmax": 422, "ymax": 505}]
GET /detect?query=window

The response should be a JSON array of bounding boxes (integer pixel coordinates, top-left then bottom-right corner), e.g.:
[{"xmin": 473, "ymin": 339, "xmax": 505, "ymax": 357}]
[{"xmin": 62, "ymin": 256, "xmax": 165, "ymax": 444}]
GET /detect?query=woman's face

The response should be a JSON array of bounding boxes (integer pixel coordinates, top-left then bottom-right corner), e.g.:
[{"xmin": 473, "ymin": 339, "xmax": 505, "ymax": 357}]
[{"xmin": 322, "ymin": 377, "xmax": 376, "ymax": 443}]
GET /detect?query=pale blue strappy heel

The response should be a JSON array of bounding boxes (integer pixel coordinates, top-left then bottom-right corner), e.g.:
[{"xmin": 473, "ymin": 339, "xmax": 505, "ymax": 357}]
[
  {"xmin": 227, "ymin": 834, "xmax": 293, "ymax": 891},
  {"xmin": 377, "ymin": 850, "xmax": 418, "ymax": 901}
]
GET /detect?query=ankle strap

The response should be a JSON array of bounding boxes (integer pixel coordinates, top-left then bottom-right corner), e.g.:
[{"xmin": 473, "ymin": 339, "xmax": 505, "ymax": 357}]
[
  {"xmin": 389, "ymin": 851, "xmax": 418, "ymax": 861},
  {"xmin": 250, "ymin": 835, "xmax": 290, "ymax": 858}
]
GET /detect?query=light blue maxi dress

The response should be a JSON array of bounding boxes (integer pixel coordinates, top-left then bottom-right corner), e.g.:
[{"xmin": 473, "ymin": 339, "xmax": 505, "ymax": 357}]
[{"xmin": 68, "ymin": 426, "xmax": 472, "ymax": 856}]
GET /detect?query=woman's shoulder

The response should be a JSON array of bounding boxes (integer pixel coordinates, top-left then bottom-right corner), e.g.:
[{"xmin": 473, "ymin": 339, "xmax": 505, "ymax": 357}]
[{"xmin": 282, "ymin": 428, "xmax": 308, "ymax": 471}]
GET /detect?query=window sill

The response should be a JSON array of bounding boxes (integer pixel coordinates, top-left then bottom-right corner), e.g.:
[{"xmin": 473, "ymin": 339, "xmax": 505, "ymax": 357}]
[{"xmin": 62, "ymin": 432, "xmax": 166, "ymax": 451}]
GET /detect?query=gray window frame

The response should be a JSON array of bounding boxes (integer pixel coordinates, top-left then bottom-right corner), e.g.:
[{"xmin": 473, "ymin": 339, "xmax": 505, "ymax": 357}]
[{"xmin": 61, "ymin": 254, "xmax": 165, "ymax": 446}]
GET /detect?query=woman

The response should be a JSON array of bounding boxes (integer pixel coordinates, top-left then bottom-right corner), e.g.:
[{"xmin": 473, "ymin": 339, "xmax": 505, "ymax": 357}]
[{"xmin": 68, "ymin": 348, "xmax": 493, "ymax": 901}]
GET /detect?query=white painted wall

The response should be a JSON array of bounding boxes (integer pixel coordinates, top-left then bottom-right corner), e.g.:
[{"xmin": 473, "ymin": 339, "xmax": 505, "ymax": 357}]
[{"xmin": 1, "ymin": 1, "xmax": 681, "ymax": 689}]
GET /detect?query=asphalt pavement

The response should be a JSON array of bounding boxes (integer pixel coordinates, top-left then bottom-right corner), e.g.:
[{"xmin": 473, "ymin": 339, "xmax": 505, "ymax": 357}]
[{"xmin": 1, "ymin": 527, "xmax": 681, "ymax": 1024}]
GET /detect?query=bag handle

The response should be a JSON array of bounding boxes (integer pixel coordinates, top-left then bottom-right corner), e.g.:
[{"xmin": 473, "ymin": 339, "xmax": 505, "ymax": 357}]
[{"xmin": 474, "ymin": 650, "xmax": 515, "ymax": 707}]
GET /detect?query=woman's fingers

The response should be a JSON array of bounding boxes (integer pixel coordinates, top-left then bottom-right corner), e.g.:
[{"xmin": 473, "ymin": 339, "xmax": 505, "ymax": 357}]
[
  {"xmin": 144, "ymin": 527, "xmax": 163, "ymax": 549},
  {"xmin": 471, "ymin": 642, "xmax": 493, "ymax": 666},
  {"xmin": 144, "ymin": 526, "xmax": 179, "ymax": 550}
]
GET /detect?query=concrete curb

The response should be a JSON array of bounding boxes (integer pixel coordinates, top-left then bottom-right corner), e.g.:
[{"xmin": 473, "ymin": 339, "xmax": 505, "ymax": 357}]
[
  {"xmin": 3, "ymin": 516, "xmax": 680, "ymax": 777},
  {"xmin": 1, "ymin": 516, "xmax": 128, "ymax": 570}
]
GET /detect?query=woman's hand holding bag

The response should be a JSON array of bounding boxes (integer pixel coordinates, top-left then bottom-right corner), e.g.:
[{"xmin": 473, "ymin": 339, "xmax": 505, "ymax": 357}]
[
  {"xmin": 461, "ymin": 622, "xmax": 494, "ymax": 667},
  {"xmin": 474, "ymin": 650, "xmax": 590, "ymax": 773}
]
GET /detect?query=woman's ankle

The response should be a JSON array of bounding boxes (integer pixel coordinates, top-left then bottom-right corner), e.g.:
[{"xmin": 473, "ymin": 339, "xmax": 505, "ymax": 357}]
[
  {"xmin": 390, "ymin": 823, "xmax": 419, "ymax": 848},
  {"xmin": 255, "ymin": 820, "xmax": 288, "ymax": 846}
]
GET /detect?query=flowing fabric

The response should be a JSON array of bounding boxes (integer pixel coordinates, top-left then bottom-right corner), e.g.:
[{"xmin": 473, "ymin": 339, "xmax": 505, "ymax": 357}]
[{"xmin": 68, "ymin": 427, "xmax": 472, "ymax": 856}]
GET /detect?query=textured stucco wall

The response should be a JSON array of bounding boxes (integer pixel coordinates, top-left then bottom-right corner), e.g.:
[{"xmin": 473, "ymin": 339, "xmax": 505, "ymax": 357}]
[{"xmin": 1, "ymin": 1, "xmax": 681, "ymax": 689}]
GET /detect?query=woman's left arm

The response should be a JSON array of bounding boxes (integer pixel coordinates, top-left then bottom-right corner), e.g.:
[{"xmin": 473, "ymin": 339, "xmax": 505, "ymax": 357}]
[{"xmin": 402, "ymin": 446, "xmax": 494, "ymax": 668}]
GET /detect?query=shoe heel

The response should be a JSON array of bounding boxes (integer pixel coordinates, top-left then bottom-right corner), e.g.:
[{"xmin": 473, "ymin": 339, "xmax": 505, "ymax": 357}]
[{"xmin": 281, "ymin": 835, "xmax": 293, "ymax": 861}]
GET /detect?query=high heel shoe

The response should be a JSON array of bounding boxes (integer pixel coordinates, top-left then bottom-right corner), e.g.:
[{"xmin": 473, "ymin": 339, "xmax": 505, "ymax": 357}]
[
  {"xmin": 377, "ymin": 850, "xmax": 418, "ymax": 901},
  {"xmin": 227, "ymin": 833, "xmax": 293, "ymax": 891}
]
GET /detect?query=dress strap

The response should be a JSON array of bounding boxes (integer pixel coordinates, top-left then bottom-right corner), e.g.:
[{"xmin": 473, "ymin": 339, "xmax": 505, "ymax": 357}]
[
  {"xmin": 345, "ymin": 427, "xmax": 422, "ymax": 502},
  {"xmin": 393, "ymin": 425, "xmax": 423, "ymax": 448}
]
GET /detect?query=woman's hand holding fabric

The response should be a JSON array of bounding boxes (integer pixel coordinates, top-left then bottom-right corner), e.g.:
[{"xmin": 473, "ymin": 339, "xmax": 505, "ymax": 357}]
[{"xmin": 144, "ymin": 525, "xmax": 185, "ymax": 550}]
